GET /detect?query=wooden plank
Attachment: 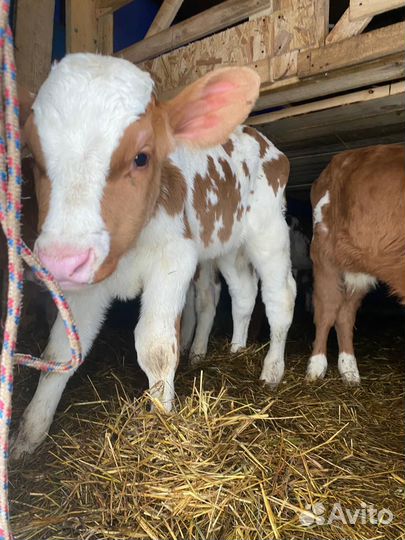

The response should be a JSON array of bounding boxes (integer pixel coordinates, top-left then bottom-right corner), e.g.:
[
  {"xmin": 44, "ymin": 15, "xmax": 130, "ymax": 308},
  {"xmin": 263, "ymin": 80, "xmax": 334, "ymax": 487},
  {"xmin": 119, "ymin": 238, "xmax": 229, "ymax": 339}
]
[
  {"xmin": 97, "ymin": 13, "xmax": 114, "ymax": 54},
  {"xmin": 349, "ymin": 0, "xmax": 405, "ymax": 20},
  {"xmin": 298, "ymin": 22, "xmax": 405, "ymax": 78},
  {"xmin": 286, "ymin": 124, "xmax": 405, "ymax": 187},
  {"xmin": 116, "ymin": 0, "xmax": 270, "ymax": 64},
  {"xmin": 142, "ymin": 16, "xmax": 273, "ymax": 95},
  {"xmin": 96, "ymin": 0, "xmax": 132, "ymax": 17},
  {"xmin": 272, "ymin": 0, "xmax": 329, "ymax": 55},
  {"xmin": 249, "ymin": 81, "xmax": 405, "ymax": 125},
  {"xmin": 270, "ymin": 50, "xmax": 298, "ymax": 81},
  {"xmin": 146, "ymin": 0, "xmax": 184, "ymax": 37},
  {"xmin": 14, "ymin": 0, "xmax": 55, "ymax": 92},
  {"xmin": 66, "ymin": 0, "xmax": 98, "ymax": 53},
  {"xmin": 249, "ymin": 1, "xmax": 273, "ymax": 20},
  {"xmin": 261, "ymin": 92, "xmax": 405, "ymax": 144},
  {"xmin": 326, "ymin": 8, "xmax": 372, "ymax": 44},
  {"xmin": 258, "ymin": 52, "xmax": 404, "ymax": 109}
]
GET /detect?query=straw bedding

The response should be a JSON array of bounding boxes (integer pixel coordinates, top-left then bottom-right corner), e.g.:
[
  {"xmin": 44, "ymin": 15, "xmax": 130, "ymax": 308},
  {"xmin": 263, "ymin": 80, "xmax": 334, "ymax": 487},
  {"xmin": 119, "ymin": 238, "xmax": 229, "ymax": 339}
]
[{"xmin": 9, "ymin": 326, "xmax": 405, "ymax": 540}]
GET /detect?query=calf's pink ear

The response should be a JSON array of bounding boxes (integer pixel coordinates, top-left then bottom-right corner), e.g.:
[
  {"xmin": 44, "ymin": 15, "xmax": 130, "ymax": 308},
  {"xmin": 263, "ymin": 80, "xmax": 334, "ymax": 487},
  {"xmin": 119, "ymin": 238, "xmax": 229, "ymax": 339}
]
[{"xmin": 163, "ymin": 67, "xmax": 260, "ymax": 149}]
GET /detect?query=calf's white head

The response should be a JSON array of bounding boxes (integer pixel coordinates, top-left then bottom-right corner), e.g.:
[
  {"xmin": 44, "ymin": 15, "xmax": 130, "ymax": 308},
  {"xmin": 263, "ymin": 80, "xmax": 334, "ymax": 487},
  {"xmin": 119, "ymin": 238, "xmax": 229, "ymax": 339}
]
[{"xmin": 22, "ymin": 53, "xmax": 260, "ymax": 289}]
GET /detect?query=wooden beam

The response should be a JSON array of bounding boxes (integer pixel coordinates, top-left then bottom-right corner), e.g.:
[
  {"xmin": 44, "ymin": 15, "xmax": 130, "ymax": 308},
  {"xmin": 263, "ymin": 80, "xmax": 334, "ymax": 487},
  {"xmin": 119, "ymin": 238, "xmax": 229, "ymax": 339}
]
[
  {"xmin": 146, "ymin": 0, "xmax": 184, "ymax": 37},
  {"xmin": 66, "ymin": 0, "xmax": 98, "ymax": 53},
  {"xmin": 97, "ymin": 13, "xmax": 114, "ymax": 54},
  {"xmin": 326, "ymin": 7, "xmax": 372, "ymax": 44},
  {"xmin": 116, "ymin": 0, "xmax": 271, "ymax": 64},
  {"xmin": 14, "ymin": 0, "xmax": 55, "ymax": 92},
  {"xmin": 249, "ymin": 0, "xmax": 272, "ymax": 20},
  {"xmin": 256, "ymin": 52, "xmax": 404, "ymax": 110},
  {"xmin": 248, "ymin": 81, "xmax": 405, "ymax": 125},
  {"xmin": 96, "ymin": 0, "xmax": 132, "ymax": 17},
  {"xmin": 298, "ymin": 22, "xmax": 405, "ymax": 78},
  {"xmin": 260, "ymin": 91, "xmax": 404, "ymax": 144},
  {"xmin": 349, "ymin": 0, "xmax": 405, "ymax": 20}
]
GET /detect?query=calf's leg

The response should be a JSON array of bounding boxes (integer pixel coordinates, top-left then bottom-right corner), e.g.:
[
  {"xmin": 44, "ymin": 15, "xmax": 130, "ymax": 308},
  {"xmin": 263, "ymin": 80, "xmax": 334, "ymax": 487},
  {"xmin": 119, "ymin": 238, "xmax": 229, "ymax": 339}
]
[
  {"xmin": 306, "ymin": 257, "xmax": 343, "ymax": 381},
  {"xmin": 247, "ymin": 220, "xmax": 296, "ymax": 388},
  {"xmin": 188, "ymin": 261, "xmax": 221, "ymax": 364},
  {"xmin": 11, "ymin": 285, "xmax": 112, "ymax": 459},
  {"xmin": 135, "ymin": 246, "xmax": 196, "ymax": 410},
  {"xmin": 218, "ymin": 249, "xmax": 258, "ymax": 353},
  {"xmin": 335, "ymin": 287, "xmax": 367, "ymax": 385},
  {"xmin": 180, "ymin": 282, "xmax": 197, "ymax": 354}
]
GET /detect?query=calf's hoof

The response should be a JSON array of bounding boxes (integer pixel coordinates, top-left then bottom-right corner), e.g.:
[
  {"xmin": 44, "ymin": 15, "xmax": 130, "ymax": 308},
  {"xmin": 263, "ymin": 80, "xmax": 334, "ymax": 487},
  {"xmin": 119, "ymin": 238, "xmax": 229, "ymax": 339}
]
[
  {"xmin": 10, "ymin": 425, "xmax": 46, "ymax": 461},
  {"xmin": 338, "ymin": 353, "xmax": 360, "ymax": 386},
  {"xmin": 260, "ymin": 360, "xmax": 284, "ymax": 390},
  {"xmin": 306, "ymin": 354, "xmax": 328, "ymax": 382},
  {"xmin": 189, "ymin": 353, "xmax": 205, "ymax": 368}
]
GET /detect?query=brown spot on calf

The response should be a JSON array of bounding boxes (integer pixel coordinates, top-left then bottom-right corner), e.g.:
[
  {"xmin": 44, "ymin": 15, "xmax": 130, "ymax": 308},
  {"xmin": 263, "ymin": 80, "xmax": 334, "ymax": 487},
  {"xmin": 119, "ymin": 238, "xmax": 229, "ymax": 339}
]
[
  {"xmin": 262, "ymin": 155, "xmax": 290, "ymax": 196},
  {"xmin": 222, "ymin": 139, "xmax": 234, "ymax": 157},
  {"xmin": 242, "ymin": 161, "xmax": 250, "ymax": 178},
  {"xmin": 242, "ymin": 125, "xmax": 269, "ymax": 158},
  {"xmin": 193, "ymin": 156, "xmax": 242, "ymax": 246},
  {"xmin": 158, "ymin": 160, "xmax": 187, "ymax": 216}
]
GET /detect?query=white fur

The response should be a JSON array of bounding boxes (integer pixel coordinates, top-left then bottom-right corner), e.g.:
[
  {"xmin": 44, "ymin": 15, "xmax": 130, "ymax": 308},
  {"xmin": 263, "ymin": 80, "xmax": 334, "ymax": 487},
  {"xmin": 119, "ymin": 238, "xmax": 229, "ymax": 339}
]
[
  {"xmin": 33, "ymin": 54, "xmax": 154, "ymax": 276},
  {"xmin": 338, "ymin": 352, "xmax": 360, "ymax": 385},
  {"xmin": 188, "ymin": 260, "xmax": 221, "ymax": 363},
  {"xmin": 344, "ymin": 272, "xmax": 377, "ymax": 293},
  {"xmin": 306, "ymin": 354, "xmax": 328, "ymax": 381},
  {"xmin": 13, "ymin": 58, "xmax": 295, "ymax": 457},
  {"xmin": 313, "ymin": 191, "xmax": 330, "ymax": 232}
]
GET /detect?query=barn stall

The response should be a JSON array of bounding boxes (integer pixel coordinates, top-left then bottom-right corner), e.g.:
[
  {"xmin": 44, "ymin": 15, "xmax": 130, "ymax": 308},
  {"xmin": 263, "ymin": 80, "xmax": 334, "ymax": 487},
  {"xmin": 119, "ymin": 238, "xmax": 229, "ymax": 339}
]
[{"xmin": 2, "ymin": 0, "xmax": 405, "ymax": 538}]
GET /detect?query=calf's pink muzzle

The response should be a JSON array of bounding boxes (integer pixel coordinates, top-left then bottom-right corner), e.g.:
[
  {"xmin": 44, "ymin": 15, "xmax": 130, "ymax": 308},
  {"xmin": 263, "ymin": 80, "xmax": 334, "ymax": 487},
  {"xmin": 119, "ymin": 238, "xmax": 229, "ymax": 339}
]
[{"xmin": 37, "ymin": 247, "xmax": 96, "ymax": 289}]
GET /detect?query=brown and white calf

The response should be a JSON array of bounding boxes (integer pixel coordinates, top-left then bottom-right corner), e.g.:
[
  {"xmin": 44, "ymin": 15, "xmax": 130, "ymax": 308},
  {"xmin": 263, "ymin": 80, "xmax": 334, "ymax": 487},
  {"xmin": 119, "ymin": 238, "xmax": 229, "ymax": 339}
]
[
  {"xmin": 12, "ymin": 53, "xmax": 296, "ymax": 458},
  {"xmin": 307, "ymin": 144, "xmax": 405, "ymax": 384}
]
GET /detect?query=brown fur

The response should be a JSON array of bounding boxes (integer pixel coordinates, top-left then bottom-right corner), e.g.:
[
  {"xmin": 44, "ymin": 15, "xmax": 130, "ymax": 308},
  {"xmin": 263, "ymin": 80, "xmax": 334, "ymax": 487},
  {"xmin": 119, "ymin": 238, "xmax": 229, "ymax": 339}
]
[
  {"xmin": 242, "ymin": 161, "xmax": 250, "ymax": 178},
  {"xmin": 222, "ymin": 139, "xmax": 234, "ymax": 157},
  {"xmin": 310, "ymin": 144, "xmax": 405, "ymax": 358},
  {"xmin": 157, "ymin": 160, "xmax": 187, "ymax": 216},
  {"xmin": 193, "ymin": 156, "xmax": 243, "ymax": 247},
  {"xmin": 262, "ymin": 155, "xmax": 290, "ymax": 196},
  {"xmin": 242, "ymin": 126, "xmax": 269, "ymax": 158}
]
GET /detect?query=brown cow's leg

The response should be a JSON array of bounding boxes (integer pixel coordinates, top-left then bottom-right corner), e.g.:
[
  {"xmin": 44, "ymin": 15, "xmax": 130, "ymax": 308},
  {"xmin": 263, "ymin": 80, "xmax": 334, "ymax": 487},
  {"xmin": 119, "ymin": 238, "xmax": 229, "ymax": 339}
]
[
  {"xmin": 335, "ymin": 287, "xmax": 367, "ymax": 385},
  {"xmin": 306, "ymin": 259, "xmax": 343, "ymax": 381}
]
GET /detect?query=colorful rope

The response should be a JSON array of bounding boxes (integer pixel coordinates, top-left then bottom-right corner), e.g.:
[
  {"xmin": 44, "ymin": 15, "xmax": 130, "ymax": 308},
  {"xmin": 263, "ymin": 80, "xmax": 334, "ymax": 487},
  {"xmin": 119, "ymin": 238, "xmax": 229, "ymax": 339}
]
[{"xmin": 0, "ymin": 1, "xmax": 82, "ymax": 537}]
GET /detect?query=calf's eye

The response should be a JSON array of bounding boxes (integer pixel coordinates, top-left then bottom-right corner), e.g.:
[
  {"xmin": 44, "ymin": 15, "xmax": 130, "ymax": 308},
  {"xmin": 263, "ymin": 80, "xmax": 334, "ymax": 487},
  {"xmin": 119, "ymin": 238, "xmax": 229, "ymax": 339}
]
[{"xmin": 133, "ymin": 153, "xmax": 149, "ymax": 168}]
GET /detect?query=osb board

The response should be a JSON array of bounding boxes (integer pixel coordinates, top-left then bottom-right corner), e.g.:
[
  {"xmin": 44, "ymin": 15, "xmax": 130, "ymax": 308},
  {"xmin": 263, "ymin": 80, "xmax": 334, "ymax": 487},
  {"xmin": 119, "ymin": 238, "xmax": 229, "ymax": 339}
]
[
  {"xmin": 141, "ymin": 15, "xmax": 273, "ymax": 94},
  {"xmin": 142, "ymin": 0, "xmax": 328, "ymax": 95},
  {"xmin": 272, "ymin": 0, "xmax": 328, "ymax": 55}
]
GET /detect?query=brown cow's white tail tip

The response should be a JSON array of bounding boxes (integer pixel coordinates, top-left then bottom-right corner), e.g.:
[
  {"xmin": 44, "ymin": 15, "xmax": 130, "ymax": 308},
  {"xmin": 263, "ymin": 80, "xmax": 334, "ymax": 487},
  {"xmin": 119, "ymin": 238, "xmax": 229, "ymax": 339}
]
[
  {"xmin": 306, "ymin": 354, "xmax": 328, "ymax": 381},
  {"xmin": 338, "ymin": 352, "xmax": 360, "ymax": 385}
]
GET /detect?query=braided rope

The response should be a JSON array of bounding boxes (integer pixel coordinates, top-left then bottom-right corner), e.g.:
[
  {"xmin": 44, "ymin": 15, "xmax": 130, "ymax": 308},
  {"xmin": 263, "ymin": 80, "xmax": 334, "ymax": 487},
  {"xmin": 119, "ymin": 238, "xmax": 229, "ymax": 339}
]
[{"xmin": 0, "ymin": 1, "xmax": 83, "ymax": 537}]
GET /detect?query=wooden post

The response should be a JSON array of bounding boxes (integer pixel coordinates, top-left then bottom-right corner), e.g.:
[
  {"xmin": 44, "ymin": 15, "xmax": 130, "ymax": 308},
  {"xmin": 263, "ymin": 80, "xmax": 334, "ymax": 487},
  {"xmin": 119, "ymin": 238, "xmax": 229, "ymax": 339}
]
[
  {"xmin": 66, "ymin": 0, "xmax": 98, "ymax": 53},
  {"xmin": 349, "ymin": 0, "xmax": 405, "ymax": 19},
  {"xmin": 326, "ymin": 8, "xmax": 372, "ymax": 44},
  {"xmin": 14, "ymin": 0, "xmax": 55, "ymax": 92},
  {"xmin": 97, "ymin": 14, "xmax": 114, "ymax": 54}
]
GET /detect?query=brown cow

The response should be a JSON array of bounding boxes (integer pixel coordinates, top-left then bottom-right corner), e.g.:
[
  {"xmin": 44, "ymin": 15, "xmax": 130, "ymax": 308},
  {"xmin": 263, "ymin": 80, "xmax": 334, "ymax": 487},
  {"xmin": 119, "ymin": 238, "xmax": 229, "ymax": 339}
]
[{"xmin": 306, "ymin": 144, "xmax": 405, "ymax": 384}]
